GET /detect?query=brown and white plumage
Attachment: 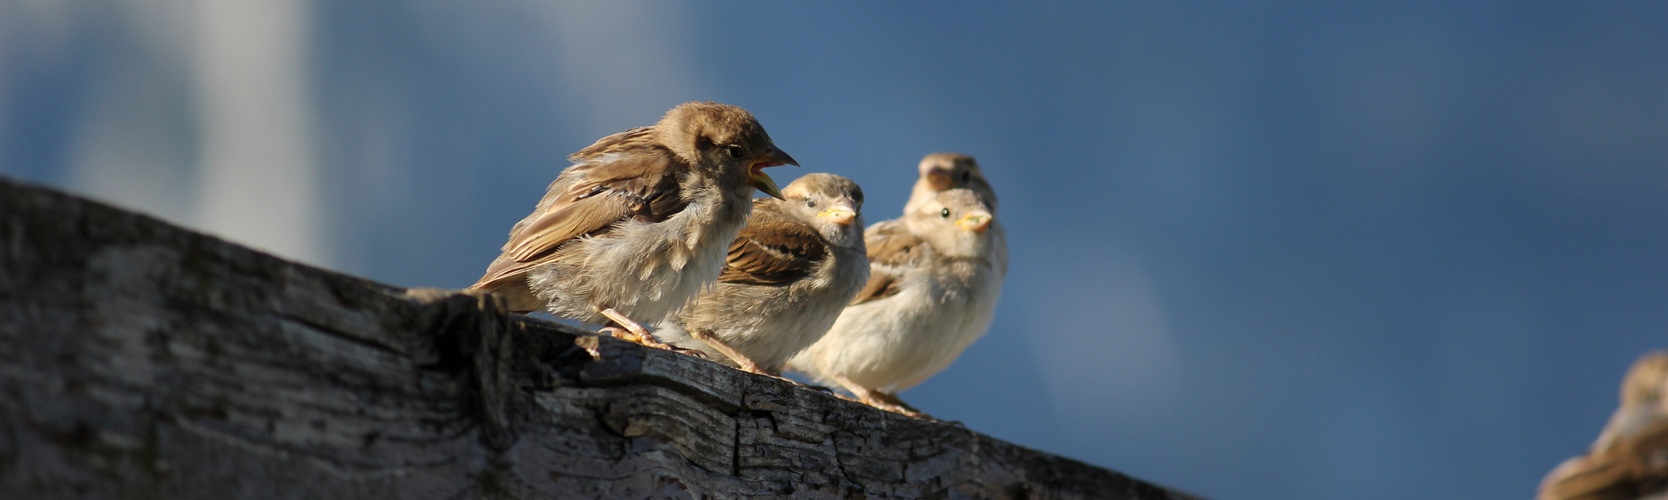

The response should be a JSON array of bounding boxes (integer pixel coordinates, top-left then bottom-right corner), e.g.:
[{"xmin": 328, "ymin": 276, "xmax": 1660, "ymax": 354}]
[
  {"xmin": 655, "ymin": 173, "xmax": 870, "ymax": 376},
  {"xmin": 1538, "ymin": 351, "xmax": 1668, "ymax": 500},
  {"xmin": 786, "ymin": 188, "xmax": 1004, "ymax": 418},
  {"xmin": 904, "ymin": 152, "xmax": 998, "ymax": 215},
  {"xmin": 873, "ymin": 152, "xmax": 1008, "ymax": 295},
  {"xmin": 468, "ymin": 101, "xmax": 795, "ymax": 348}
]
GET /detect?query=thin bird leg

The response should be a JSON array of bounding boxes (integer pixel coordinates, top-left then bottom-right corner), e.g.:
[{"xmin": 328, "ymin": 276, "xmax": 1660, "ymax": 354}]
[
  {"xmin": 872, "ymin": 391, "xmax": 957, "ymax": 424},
  {"xmin": 687, "ymin": 329, "xmax": 771, "ymax": 375},
  {"xmin": 830, "ymin": 375, "xmax": 873, "ymax": 402},
  {"xmin": 682, "ymin": 331, "xmax": 827, "ymax": 390},
  {"xmin": 596, "ymin": 307, "xmax": 683, "ymax": 352},
  {"xmin": 868, "ymin": 391, "xmax": 931, "ymax": 419},
  {"xmin": 832, "ymin": 375, "xmax": 928, "ymax": 419}
]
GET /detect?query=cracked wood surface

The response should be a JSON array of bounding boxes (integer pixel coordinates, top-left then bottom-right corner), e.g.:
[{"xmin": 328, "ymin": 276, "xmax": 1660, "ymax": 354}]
[{"xmin": 0, "ymin": 176, "xmax": 1199, "ymax": 499}]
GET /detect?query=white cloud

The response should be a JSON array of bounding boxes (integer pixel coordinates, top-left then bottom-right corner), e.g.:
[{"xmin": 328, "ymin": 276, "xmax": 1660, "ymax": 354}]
[{"xmin": 191, "ymin": 0, "xmax": 327, "ymax": 265}]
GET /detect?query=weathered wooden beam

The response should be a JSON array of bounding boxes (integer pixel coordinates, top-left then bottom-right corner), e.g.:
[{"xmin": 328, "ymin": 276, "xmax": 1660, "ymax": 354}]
[{"xmin": 0, "ymin": 176, "xmax": 1199, "ymax": 499}]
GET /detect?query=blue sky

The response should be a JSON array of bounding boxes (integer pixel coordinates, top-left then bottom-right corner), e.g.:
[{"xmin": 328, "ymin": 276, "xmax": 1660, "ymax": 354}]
[{"xmin": 4, "ymin": 2, "xmax": 1667, "ymax": 498}]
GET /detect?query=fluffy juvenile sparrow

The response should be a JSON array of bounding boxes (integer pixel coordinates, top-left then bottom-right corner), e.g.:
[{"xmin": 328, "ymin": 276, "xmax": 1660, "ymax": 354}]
[
  {"xmin": 1538, "ymin": 351, "xmax": 1668, "ymax": 500},
  {"xmin": 904, "ymin": 152, "xmax": 997, "ymax": 215},
  {"xmin": 654, "ymin": 173, "xmax": 869, "ymax": 376},
  {"xmin": 891, "ymin": 151, "xmax": 1007, "ymax": 281},
  {"xmin": 468, "ymin": 101, "xmax": 795, "ymax": 350},
  {"xmin": 785, "ymin": 188, "xmax": 1005, "ymax": 417}
]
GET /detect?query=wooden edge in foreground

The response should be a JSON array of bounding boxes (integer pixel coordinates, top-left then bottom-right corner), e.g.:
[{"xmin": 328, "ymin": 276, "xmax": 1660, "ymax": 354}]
[{"xmin": 0, "ymin": 176, "xmax": 1201, "ymax": 499}]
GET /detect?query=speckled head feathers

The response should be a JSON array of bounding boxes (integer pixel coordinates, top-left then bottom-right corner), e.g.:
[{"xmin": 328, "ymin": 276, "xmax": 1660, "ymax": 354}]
[
  {"xmin": 657, "ymin": 102, "xmax": 769, "ymax": 164},
  {"xmin": 782, "ymin": 173, "xmax": 864, "ymax": 209}
]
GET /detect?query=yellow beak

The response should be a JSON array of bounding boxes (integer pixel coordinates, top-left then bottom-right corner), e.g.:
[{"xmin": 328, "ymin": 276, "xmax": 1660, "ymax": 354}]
[
  {"xmin": 817, "ymin": 200, "xmax": 858, "ymax": 226},
  {"xmin": 956, "ymin": 211, "xmax": 992, "ymax": 232},
  {"xmin": 749, "ymin": 145, "xmax": 798, "ymax": 200}
]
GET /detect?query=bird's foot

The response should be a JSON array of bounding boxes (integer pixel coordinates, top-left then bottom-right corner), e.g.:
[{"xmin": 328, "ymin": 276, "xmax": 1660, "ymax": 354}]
[
  {"xmin": 758, "ymin": 371, "xmax": 834, "ymax": 391},
  {"xmin": 734, "ymin": 361, "xmax": 773, "ymax": 376},
  {"xmin": 596, "ymin": 308, "xmax": 705, "ymax": 357},
  {"xmin": 689, "ymin": 329, "xmax": 785, "ymax": 373},
  {"xmin": 598, "ymin": 326, "xmax": 706, "ymax": 358},
  {"xmin": 840, "ymin": 383, "xmax": 938, "ymax": 421},
  {"xmin": 829, "ymin": 375, "xmax": 931, "ymax": 418}
]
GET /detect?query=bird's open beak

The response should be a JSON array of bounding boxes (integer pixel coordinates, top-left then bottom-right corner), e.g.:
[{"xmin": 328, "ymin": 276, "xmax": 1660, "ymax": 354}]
[
  {"xmin": 925, "ymin": 167, "xmax": 952, "ymax": 190},
  {"xmin": 817, "ymin": 199, "xmax": 858, "ymax": 226},
  {"xmin": 749, "ymin": 146, "xmax": 798, "ymax": 200},
  {"xmin": 956, "ymin": 210, "xmax": 992, "ymax": 232}
]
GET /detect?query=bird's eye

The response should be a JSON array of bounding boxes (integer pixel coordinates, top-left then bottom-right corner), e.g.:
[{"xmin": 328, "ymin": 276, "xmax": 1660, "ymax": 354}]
[
  {"xmin": 959, "ymin": 171, "xmax": 971, "ymax": 182},
  {"xmin": 725, "ymin": 145, "xmax": 745, "ymax": 159},
  {"xmin": 806, "ymin": 199, "xmax": 817, "ymax": 208},
  {"xmin": 940, "ymin": 208, "xmax": 951, "ymax": 218}
]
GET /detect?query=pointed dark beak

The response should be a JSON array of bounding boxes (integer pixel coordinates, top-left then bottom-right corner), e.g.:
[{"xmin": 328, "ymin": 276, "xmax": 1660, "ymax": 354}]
[{"xmin": 749, "ymin": 146, "xmax": 798, "ymax": 199}]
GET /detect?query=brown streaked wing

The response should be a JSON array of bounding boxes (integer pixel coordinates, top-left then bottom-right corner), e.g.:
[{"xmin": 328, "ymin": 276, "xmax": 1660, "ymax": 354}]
[
  {"xmin": 716, "ymin": 202, "xmax": 827, "ymax": 286},
  {"xmin": 570, "ymin": 126, "xmax": 653, "ymax": 160},
  {"xmin": 848, "ymin": 219, "xmax": 927, "ymax": 305},
  {"xmin": 470, "ymin": 148, "xmax": 688, "ymax": 291}
]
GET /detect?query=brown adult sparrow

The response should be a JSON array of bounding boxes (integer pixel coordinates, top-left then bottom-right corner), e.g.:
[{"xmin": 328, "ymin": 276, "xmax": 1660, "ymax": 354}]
[
  {"xmin": 905, "ymin": 152, "xmax": 998, "ymax": 215},
  {"xmin": 655, "ymin": 173, "xmax": 869, "ymax": 377},
  {"xmin": 468, "ymin": 101, "xmax": 795, "ymax": 350},
  {"xmin": 785, "ymin": 188, "xmax": 1005, "ymax": 418},
  {"xmin": 1538, "ymin": 351, "xmax": 1668, "ymax": 500}
]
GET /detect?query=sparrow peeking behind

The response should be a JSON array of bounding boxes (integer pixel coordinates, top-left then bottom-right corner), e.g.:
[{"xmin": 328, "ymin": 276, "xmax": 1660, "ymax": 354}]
[
  {"xmin": 894, "ymin": 150, "xmax": 1007, "ymax": 291},
  {"xmin": 906, "ymin": 152, "xmax": 998, "ymax": 215},
  {"xmin": 468, "ymin": 101, "xmax": 795, "ymax": 350},
  {"xmin": 785, "ymin": 188, "xmax": 1005, "ymax": 418},
  {"xmin": 880, "ymin": 152, "xmax": 1007, "ymax": 300},
  {"xmin": 1537, "ymin": 351, "xmax": 1668, "ymax": 500},
  {"xmin": 655, "ymin": 173, "xmax": 870, "ymax": 378}
]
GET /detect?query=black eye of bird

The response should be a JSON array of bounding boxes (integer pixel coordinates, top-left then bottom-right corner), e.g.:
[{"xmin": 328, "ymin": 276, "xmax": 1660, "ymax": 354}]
[
  {"xmin": 960, "ymin": 171, "xmax": 971, "ymax": 182},
  {"xmin": 726, "ymin": 145, "xmax": 745, "ymax": 159},
  {"xmin": 940, "ymin": 208, "xmax": 951, "ymax": 218},
  {"xmin": 806, "ymin": 199, "xmax": 817, "ymax": 208}
]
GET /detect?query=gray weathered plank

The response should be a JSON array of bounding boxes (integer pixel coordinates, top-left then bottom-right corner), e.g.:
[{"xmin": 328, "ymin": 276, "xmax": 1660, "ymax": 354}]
[{"xmin": 0, "ymin": 176, "xmax": 1200, "ymax": 499}]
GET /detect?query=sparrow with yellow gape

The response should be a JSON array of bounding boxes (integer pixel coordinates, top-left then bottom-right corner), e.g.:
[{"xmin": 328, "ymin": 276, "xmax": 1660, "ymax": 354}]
[{"xmin": 469, "ymin": 101, "xmax": 795, "ymax": 350}]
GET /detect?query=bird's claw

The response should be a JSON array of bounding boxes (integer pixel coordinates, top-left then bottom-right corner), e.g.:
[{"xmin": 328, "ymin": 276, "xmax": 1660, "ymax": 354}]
[
  {"xmin": 668, "ymin": 346, "xmax": 708, "ymax": 358},
  {"xmin": 600, "ymin": 326, "xmax": 704, "ymax": 357},
  {"xmin": 855, "ymin": 391, "xmax": 938, "ymax": 420}
]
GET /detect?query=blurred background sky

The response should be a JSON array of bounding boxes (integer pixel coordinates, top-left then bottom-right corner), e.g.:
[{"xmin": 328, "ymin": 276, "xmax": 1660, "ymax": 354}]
[{"xmin": 3, "ymin": 1, "xmax": 1666, "ymax": 498}]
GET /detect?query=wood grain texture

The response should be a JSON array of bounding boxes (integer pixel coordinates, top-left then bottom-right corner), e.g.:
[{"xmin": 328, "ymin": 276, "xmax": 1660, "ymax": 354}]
[{"xmin": 0, "ymin": 176, "xmax": 1200, "ymax": 500}]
